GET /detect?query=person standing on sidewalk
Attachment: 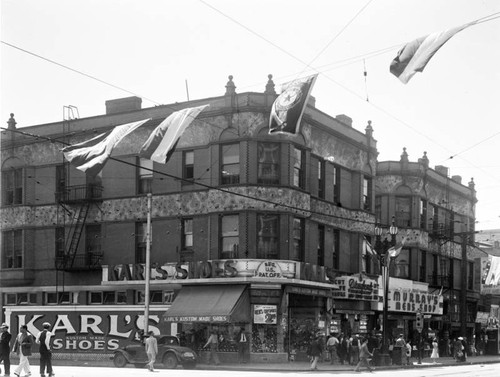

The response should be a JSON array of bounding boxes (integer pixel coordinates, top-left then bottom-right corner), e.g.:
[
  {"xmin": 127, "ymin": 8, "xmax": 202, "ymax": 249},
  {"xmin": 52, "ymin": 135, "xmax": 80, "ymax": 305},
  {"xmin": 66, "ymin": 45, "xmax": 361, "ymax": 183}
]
[
  {"xmin": 203, "ymin": 330, "xmax": 220, "ymax": 366},
  {"xmin": 237, "ymin": 327, "xmax": 248, "ymax": 364},
  {"xmin": 430, "ymin": 337, "xmax": 439, "ymax": 364},
  {"xmin": 0, "ymin": 323, "xmax": 12, "ymax": 377},
  {"xmin": 326, "ymin": 334, "xmax": 339, "ymax": 364},
  {"xmin": 12, "ymin": 325, "xmax": 33, "ymax": 377},
  {"xmin": 35, "ymin": 322, "xmax": 54, "ymax": 377},
  {"xmin": 144, "ymin": 331, "xmax": 158, "ymax": 372},
  {"xmin": 307, "ymin": 335, "xmax": 323, "ymax": 371},
  {"xmin": 354, "ymin": 338, "xmax": 374, "ymax": 373}
]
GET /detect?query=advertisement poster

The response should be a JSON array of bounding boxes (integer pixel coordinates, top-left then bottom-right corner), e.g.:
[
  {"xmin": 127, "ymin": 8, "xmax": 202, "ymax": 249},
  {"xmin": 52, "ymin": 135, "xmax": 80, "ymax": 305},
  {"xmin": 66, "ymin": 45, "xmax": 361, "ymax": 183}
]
[
  {"xmin": 253, "ymin": 305, "xmax": 277, "ymax": 324},
  {"xmin": 481, "ymin": 256, "xmax": 500, "ymax": 295}
]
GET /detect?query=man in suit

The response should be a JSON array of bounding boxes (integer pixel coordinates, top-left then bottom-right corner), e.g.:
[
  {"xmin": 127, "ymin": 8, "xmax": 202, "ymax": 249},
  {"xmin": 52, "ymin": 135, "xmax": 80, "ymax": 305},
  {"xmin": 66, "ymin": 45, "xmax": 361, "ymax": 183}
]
[
  {"xmin": 0, "ymin": 323, "xmax": 12, "ymax": 377},
  {"xmin": 35, "ymin": 322, "xmax": 55, "ymax": 377},
  {"xmin": 237, "ymin": 327, "xmax": 249, "ymax": 363}
]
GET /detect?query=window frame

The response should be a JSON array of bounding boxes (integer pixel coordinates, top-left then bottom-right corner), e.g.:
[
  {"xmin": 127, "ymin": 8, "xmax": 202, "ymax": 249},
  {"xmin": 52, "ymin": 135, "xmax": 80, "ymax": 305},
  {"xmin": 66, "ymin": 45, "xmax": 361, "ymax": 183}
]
[
  {"xmin": 317, "ymin": 159, "xmax": 325, "ymax": 199},
  {"xmin": 395, "ymin": 196, "xmax": 411, "ymax": 228},
  {"xmin": 2, "ymin": 168, "xmax": 23, "ymax": 205},
  {"xmin": 183, "ymin": 150, "xmax": 195, "ymax": 182},
  {"xmin": 2, "ymin": 229, "xmax": 23, "ymax": 269},
  {"xmin": 181, "ymin": 218, "xmax": 193, "ymax": 250},
  {"xmin": 362, "ymin": 176, "xmax": 372, "ymax": 210},
  {"xmin": 135, "ymin": 222, "xmax": 148, "ymax": 264},
  {"xmin": 221, "ymin": 143, "xmax": 240, "ymax": 185},
  {"xmin": 292, "ymin": 146, "xmax": 305, "ymax": 189},
  {"xmin": 257, "ymin": 142, "xmax": 280, "ymax": 185},
  {"xmin": 317, "ymin": 225, "xmax": 325, "ymax": 266},
  {"xmin": 220, "ymin": 214, "xmax": 239, "ymax": 259},
  {"xmin": 256, "ymin": 213, "xmax": 279, "ymax": 259},
  {"xmin": 291, "ymin": 217, "xmax": 304, "ymax": 262}
]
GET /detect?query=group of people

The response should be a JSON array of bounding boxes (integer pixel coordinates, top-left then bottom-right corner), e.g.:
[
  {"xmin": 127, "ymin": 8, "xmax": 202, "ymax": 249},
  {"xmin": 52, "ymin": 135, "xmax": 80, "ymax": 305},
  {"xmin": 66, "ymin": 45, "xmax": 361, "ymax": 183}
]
[{"xmin": 0, "ymin": 322, "xmax": 55, "ymax": 377}]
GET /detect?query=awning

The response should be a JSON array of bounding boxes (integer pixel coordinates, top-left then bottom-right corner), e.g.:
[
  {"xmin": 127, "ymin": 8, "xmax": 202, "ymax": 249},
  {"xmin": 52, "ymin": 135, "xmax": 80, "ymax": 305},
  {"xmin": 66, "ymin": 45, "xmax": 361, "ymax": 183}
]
[{"xmin": 163, "ymin": 285, "xmax": 249, "ymax": 323}]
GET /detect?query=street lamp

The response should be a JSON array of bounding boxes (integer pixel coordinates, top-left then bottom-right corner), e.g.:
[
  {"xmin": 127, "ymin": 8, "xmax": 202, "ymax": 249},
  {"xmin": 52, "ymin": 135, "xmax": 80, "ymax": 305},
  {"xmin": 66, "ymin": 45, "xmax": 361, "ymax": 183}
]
[{"xmin": 374, "ymin": 216, "xmax": 398, "ymax": 366}]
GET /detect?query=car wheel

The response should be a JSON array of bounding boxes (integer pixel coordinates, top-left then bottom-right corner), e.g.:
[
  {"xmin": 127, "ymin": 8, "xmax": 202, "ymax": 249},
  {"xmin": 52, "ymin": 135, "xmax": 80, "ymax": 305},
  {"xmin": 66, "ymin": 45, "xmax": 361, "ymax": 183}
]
[
  {"xmin": 183, "ymin": 361, "xmax": 196, "ymax": 369},
  {"xmin": 113, "ymin": 353, "xmax": 127, "ymax": 368},
  {"xmin": 134, "ymin": 363, "xmax": 147, "ymax": 368},
  {"xmin": 162, "ymin": 353, "xmax": 178, "ymax": 369}
]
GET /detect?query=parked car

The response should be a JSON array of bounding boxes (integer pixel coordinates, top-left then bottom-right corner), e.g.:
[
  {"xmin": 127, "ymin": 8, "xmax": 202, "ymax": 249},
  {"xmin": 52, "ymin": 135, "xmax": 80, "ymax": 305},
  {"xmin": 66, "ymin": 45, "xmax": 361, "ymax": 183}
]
[{"xmin": 112, "ymin": 335, "xmax": 197, "ymax": 369}]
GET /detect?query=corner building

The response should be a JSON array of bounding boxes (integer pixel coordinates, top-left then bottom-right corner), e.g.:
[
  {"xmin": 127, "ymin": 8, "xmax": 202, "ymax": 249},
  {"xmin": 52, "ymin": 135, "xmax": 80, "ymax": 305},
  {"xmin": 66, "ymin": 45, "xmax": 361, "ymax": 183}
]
[{"xmin": 1, "ymin": 75, "xmax": 377, "ymax": 363}]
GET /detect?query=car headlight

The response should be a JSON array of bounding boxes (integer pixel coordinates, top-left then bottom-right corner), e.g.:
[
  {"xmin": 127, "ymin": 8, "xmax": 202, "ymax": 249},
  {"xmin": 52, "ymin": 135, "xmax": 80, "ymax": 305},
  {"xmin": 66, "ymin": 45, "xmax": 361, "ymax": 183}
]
[{"xmin": 182, "ymin": 351, "xmax": 195, "ymax": 358}]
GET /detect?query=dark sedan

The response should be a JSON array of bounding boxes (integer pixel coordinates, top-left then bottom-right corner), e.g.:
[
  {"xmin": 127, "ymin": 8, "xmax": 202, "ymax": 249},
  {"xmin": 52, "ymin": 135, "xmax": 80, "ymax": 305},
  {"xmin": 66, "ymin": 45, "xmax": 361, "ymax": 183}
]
[{"xmin": 112, "ymin": 335, "xmax": 197, "ymax": 369}]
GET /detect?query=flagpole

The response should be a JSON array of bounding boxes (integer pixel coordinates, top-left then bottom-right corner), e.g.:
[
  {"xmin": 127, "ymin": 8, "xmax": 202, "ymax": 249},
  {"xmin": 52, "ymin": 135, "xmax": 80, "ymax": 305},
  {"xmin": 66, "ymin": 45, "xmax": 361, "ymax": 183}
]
[{"xmin": 144, "ymin": 193, "xmax": 152, "ymax": 336}]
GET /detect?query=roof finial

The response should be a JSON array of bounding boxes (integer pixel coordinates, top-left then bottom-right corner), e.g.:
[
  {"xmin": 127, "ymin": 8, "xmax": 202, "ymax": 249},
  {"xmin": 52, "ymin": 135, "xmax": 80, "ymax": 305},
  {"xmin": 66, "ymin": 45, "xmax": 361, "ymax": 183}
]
[
  {"xmin": 265, "ymin": 74, "xmax": 276, "ymax": 95},
  {"xmin": 225, "ymin": 75, "xmax": 236, "ymax": 95},
  {"xmin": 7, "ymin": 113, "xmax": 16, "ymax": 130}
]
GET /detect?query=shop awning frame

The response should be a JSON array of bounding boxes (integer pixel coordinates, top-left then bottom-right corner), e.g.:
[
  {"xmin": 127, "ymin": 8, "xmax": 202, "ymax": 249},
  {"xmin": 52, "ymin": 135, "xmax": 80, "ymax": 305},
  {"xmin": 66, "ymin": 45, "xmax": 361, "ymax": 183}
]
[{"xmin": 163, "ymin": 285, "xmax": 249, "ymax": 323}]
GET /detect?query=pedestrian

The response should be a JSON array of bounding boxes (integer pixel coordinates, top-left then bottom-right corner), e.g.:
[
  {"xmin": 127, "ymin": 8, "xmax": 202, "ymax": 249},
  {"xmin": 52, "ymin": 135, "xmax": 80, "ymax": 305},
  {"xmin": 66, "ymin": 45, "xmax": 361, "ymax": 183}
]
[
  {"xmin": 350, "ymin": 335, "xmax": 360, "ymax": 365},
  {"xmin": 307, "ymin": 335, "xmax": 323, "ymax": 371},
  {"xmin": 395, "ymin": 334, "xmax": 406, "ymax": 365},
  {"xmin": 416, "ymin": 335, "xmax": 425, "ymax": 364},
  {"xmin": 430, "ymin": 337, "xmax": 439, "ymax": 363},
  {"xmin": 454, "ymin": 337, "xmax": 466, "ymax": 362},
  {"xmin": 405, "ymin": 340, "xmax": 412, "ymax": 365},
  {"xmin": 0, "ymin": 323, "xmax": 12, "ymax": 377},
  {"xmin": 12, "ymin": 325, "xmax": 33, "ymax": 377},
  {"xmin": 236, "ymin": 327, "xmax": 248, "ymax": 364},
  {"xmin": 144, "ymin": 331, "xmax": 157, "ymax": 372},
  {"xmin": 35, "ymin": 322, "xmax": 55, "ymax": 377},
  {"xmin": 338, "ymin": 334, "xmax": 349, "ymax": 365},
  {"xmin": 203, "ymin": 330, "xmax": 220, "ymax": 366},
  {"xmin": 326, "ymin": 334, "xmax": 339, "ymax": 364},
  {"xmin": 354, "ymin": 338, "xmax": 374, "ymax": 373}
]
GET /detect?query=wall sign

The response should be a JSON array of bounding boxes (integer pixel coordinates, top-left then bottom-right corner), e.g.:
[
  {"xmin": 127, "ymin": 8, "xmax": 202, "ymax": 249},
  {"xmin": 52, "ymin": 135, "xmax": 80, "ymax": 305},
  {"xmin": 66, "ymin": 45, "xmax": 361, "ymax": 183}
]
[
  {"xmin": 253, "ymin": 305, "xmax": 277, "ymax": 324},
  {"xmin": 333, "ymin": 274, "xmax": 379, "ymax": 301},
  {"xmin": 387, "ymin": 290, "xmax": 443, "ymax": 315}
]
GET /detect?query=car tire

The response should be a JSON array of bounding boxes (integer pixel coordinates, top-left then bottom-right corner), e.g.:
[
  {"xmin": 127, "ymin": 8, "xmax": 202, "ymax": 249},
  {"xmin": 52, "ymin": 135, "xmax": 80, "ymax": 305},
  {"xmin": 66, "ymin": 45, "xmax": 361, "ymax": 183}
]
[
  {"xmin": 183, "ymin": 361, "xmax": 196, "ymax": 369},
  {"xmin": 162, "ymin": 353, "xmax": 178, "ymax": 369},
  {"xmin": 113, "ymin": 353, "xmax": 127, "ymax": 368}
]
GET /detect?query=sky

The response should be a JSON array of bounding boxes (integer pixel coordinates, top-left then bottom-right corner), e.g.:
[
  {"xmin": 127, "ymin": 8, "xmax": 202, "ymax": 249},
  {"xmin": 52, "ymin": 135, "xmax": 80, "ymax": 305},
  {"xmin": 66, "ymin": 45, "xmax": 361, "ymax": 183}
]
[{"xmin": 1, "ymin": 0, "xmax": 500, "ymax": 231}]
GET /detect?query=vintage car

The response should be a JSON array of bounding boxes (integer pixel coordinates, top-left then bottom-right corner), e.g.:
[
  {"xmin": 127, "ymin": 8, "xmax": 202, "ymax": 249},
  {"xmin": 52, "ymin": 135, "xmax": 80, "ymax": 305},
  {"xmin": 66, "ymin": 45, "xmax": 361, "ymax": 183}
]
[{"xmin": 112, "ymin": 335, "xmax": 197, "ymax": 369}]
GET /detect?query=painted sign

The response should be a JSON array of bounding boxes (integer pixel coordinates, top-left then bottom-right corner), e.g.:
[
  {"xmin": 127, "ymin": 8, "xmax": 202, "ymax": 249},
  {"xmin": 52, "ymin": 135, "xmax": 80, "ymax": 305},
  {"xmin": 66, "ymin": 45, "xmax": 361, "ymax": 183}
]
[
  {"xmin": 480, "ymin": 256, "xmax": 500, "ymax": 295},
  {"xmin": 333, "ymin": 274, "xmax": 379, "ymax": 301},
  {"xmin": 253, "ymin": 305, "xmax": 277, "ymax": 324},
  {"xmin": 4, "ymin": 306, "xmax": 170, "ymax": 354},
  {"xmin": 102, "ymin": 259, "xmax": 334, "ymax": 285}
]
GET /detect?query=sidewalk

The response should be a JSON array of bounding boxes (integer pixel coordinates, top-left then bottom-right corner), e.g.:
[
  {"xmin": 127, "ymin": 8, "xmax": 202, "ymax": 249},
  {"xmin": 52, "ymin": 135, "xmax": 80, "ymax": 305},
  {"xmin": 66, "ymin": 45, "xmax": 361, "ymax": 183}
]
[{"xmin": 197, "ymin": 355, "xmax": 500, "ymax": 372}]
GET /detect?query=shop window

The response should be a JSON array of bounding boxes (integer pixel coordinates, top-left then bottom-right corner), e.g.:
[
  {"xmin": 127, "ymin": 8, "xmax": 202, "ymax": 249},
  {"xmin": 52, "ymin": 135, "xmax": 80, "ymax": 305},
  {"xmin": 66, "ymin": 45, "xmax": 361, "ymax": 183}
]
[
  {"xmin": 182, "ymin": 218, "xmax": 193, "ymax": 250},
  {"xmin": 46, "ymin": 292, "xmax": 76, "ymax": 305},
  {"xmin": 220, "ymin": 214, "xmax": 239, "ymax": 259},
  {"xmin": 362, "ymin": 176, "xmax": 372, "ymax": 210},
  {"xmin": 257, "ymin": 142, "xmax": 280, "ymax": 185},
  {"xmin": 221, "ymin": 143, "xmax": 240, "ymax": 185},
  {"xmin": 317, "ymin": 225, "xmax": 325, "ymax": 266},
  {"xmin": 257, "ymin": 214, "xmax": 279, "ymax": 259},
  {"xmin": 292, "ymin": 218, "xmax": 304, "ymax": 262},
  {"xmin": 138, "ymin": 157, "xmax": 153, "ymax": 194},
  {"xmin": 252, "ymin": 325, "xmax": 277, "ymax": 353},
  {"xmin": 292, "ymin": 146, "xmax": 305, "ymax": 189},
  {"xmin": 135, "ymin": 222, "xmax": 148, "ymax": 264},
  {"xmin": 2, "ymin": 168, "xmax": 23, "ymax": 205},
  {"xmin": 2, "ymin": 229, "xmax": 23, "ymax": 269},
  {"xmin": 183, "ymin": 150, "xmax": 194, "ymax": 181},
  {"xmin": 395, "ymin": 196, "xmax": 411, "ymax": 227},
  {"xmin": 391, "ymin": 248, "xmax": 410, "ymax": 278},
  {"xmin": 317, "ymin": 159, "xmax": 325, "ymax": 199}
]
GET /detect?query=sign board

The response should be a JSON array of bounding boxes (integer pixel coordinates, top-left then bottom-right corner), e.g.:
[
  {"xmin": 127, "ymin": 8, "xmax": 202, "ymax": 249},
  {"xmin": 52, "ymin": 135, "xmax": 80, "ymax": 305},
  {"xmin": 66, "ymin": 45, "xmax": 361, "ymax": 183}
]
[{"xmin": 253, "ymin": 305, "xmax": 277, "ymax": 324}]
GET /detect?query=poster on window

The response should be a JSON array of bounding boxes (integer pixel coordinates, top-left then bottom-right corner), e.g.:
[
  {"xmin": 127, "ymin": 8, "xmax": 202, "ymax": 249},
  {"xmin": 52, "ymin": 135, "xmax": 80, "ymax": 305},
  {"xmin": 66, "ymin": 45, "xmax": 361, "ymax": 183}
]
[
  {"xmin": 253, "ymin": 305, "xmax": 277, "ymax": 324},
  {"xmin": 481, "ymin": 256, "xmax": 500, "ymax": 295}
]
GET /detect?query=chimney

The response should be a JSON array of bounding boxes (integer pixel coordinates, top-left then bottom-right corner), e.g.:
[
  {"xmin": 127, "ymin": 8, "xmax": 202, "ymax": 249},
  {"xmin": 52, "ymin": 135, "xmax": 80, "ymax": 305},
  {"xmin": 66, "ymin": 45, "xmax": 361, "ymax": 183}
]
[
  {"xmin": 336, "ymin": 114, "xmax": 352, "ymax": 127},
  {"xmin": 451, "ymin": 175, "xmax": 462, "ymax": 184},
  {"xmin": 434, "ymin": 165, "xmax": 449, "ymax": 177},
  {"xmin": 105, "ymin": 96, "xmax": 142, "ymax": 115}
]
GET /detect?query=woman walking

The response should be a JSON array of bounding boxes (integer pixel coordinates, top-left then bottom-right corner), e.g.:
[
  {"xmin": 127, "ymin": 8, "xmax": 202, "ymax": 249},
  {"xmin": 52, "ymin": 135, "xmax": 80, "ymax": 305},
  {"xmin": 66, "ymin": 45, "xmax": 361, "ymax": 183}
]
[
  {"xmin": 13, "ymin": 325, "xmax": 33, "ymax": 377},
  {"xmin": 430, "ymin": 337, "xmax": 439, "ymax": 364}
]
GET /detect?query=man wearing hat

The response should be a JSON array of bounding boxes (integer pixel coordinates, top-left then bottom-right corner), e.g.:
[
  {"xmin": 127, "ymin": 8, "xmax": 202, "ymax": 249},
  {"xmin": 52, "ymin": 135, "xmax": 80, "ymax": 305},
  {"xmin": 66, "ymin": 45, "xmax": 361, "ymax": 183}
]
[
  {"xmin": 35, "ymin": 322, "xmax": 55, "ymax": 377},
  {"xmin": 0, "ymin": 323, "xmax": 12, "ymax": 376}
]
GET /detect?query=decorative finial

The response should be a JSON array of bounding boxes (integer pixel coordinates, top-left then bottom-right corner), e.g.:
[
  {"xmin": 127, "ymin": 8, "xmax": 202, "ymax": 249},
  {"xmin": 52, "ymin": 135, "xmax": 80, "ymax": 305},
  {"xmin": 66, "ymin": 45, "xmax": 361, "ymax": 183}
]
[
  {"xmin": 225, "ymin": 75, "xmax": 236, "ymax": 95},
  {"xmin": 400, "ymin": 147, "xmax": 409, "ymax": 163},
  {"xmin": 265, "ymin": 74, "xmax": 276, "ymax": 95},
  {"xmin": 7, "ymin": 113, "xmax": 16, "ymax": 130}
]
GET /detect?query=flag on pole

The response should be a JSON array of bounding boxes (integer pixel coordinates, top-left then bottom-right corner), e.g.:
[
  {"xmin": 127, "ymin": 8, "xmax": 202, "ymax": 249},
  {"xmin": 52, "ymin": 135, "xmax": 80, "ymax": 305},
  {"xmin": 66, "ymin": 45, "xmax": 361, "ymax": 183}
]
[
  {"xmin": 390, "ymin": 23, "xmax": 474, "ymax": 84},
  {"xmin": 363, "ymin": 236, "xmax": 376, "ymax": 256},
  {"xmin": 62, "ymin": 118, "xmax": 150, "ymax": 176},
  {"xmin": 269, "ymin": 74, "xmax": 318, "ymax": 134},
  {"xmin": 388, "ymin": 233, "xmax": 408, "ymax": 258},
  {"xmin": 139, "ymin": 105, "xmax": 209, "ymax": 164}
]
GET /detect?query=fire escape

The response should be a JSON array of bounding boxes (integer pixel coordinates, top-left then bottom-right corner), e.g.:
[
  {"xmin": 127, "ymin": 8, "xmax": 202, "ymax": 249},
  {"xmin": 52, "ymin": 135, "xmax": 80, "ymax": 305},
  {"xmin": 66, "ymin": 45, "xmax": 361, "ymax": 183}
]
[{"xmin": 55, "ymin": 183, "xmax": 103, "ymax": 271}]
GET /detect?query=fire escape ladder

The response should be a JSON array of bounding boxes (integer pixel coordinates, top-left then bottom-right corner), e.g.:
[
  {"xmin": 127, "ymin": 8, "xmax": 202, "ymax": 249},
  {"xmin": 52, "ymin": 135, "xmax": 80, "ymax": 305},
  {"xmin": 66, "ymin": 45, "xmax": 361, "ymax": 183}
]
[{"xmin": 65, "ymin": 202, "xmax": 91, "ymax": 268}]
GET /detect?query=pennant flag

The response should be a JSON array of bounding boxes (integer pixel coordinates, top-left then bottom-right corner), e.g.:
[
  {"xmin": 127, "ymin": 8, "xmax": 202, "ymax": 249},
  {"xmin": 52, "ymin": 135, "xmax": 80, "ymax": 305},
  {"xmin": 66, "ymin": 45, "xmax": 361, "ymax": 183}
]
[
  {"xmin": 140, "ymin": 105, "xmax": 209, "ymax": 164},
  {"xmin": 62, "ymin": 118, "xmax": 150, "ymax": 176},
  {"xmin": 387, "ymin": 233, "xmax": 408, "ymax": 258},
  {"xmin": 269, "ymin": 74, "xmax": 318, "ymax": 134},
  {"xmin": 390, "ymin": 23, "xmax": 474, "ymax": 84},
  {"xmin": 363, "ymin": 236, "xmax": 376, "ymax": 256}
]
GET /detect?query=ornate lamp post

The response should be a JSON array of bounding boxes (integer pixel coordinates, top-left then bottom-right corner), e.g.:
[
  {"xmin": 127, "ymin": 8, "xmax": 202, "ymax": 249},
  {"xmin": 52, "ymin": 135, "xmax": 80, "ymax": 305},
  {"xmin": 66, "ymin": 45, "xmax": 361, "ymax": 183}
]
[{"xmin": 374, "ymin": 217, "xmax": 398, "ymax": 366}]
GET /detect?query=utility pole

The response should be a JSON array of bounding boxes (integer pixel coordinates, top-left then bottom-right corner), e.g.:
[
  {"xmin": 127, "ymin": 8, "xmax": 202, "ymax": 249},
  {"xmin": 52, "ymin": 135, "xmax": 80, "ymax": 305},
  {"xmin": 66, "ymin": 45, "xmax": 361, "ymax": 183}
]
[{"xmin": 460, "ymin": 232, "xmax": 468, "ymax": 337}]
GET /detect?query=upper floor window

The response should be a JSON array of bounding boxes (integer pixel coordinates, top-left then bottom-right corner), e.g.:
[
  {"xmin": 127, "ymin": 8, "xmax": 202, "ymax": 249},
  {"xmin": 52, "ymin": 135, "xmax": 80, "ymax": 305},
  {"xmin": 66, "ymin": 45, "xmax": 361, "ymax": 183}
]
[
  {"xmin": 257, "ymin": 214, "xmax": 279, "ymax": 259},
  {"xmin": 420, "ymin": 199, "xmax": 427, "ymax": 229},
  {"xmin": 333, "ymin": 165, "xmax": 341, "ymax": 205},
  {"xmin": 2, "ymin": 168, "xmax": 23, "ymax": 205},
  {"xmin": 182, "ymin": 218, "xmax": 193, "ymax": 250},
  {"xmin": 183, "ymin": 151, "xmax": 194, "ymax": 181},
  {"xmin": 362, "ymin": 235, "xmax": 372, "ymax": 274},
  {"xmin": 362, "ymin": 177, "xmax": 372, "ymax": 210},
  {"xmin": 258, "ymin": 142, "xmax": 280, "ymax": 185},
  {"xmin": 332, "ymin": 229, "xmax": 340, "ymax": 270},
  {"xmin": 86, "ymin": 224, "xmax": 102, "ymax": 257},
  {"xmin": 317, "ymin": 159, "xmax": 325, "ymax": 199},
  {"xmin": 89, "ymin": 291, "xmax": 127, "ymax": 305},
  {"xmin": 291, "ymin": 217, "xmax": 304, "ymax": 261},
  {"xmin": 317, "ymin": 225, "xmax": 325, "ymax": 266},
  {"xmin": 220, "ymin": 214, "xmax": 239, "ymax": 259},
  {"xmin": 391, "ymin": 248, "xmax": 410, "ymax": 279},
  {"xmin": 56, "ymin": 164, "xmax": 67, "ymax": 200},
  {"xmin": 45, "ymin": 291, "xmax": 77, "ymax": 305},
  {"xmin": 55, "ymin": 227, "xmax": 65, "ymax": 259},
  {"xmin": 2, "ymin": 229, "xmax": 22, "ymax": 269},
  {"xmin": 292, "ymin": 146, "xmax": 305, "ymax": 189},
  {"xmin": 138, "ymin": 158, "xmax": 153, "ymax": 194},
  {"xmin": 4, "ymin": 292, "xmax": 37, "ymax": 305},
  {"xmin": 419, "ymin": 250, "xmax": 427, "ymax": 282},
  {"xmin": 395, "ymin": 196, "xmax": 411, "ymax": 227},
  {"xmin": 136, "ymin": 290, "xmax": 175, "ymax": 305},
  {"xmin": 221, "ymin": 143, "xmax": 240, "ymax": 185},
  {"xmin": 468, "ymin": 261, "xmax": 474, "ymax": 290},
  {"xmin": 135, "ymin": 222, "xmax": 148, "ymax": 264}
]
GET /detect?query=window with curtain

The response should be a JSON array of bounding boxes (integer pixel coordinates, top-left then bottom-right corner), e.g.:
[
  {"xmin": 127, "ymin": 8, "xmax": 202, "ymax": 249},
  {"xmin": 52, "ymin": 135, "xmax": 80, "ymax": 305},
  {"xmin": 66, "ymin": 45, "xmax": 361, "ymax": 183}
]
[
  {"xmin": 221, "ymin": 214, "xmax": 239, "ymax": 259},
  {"xmin": 2, "ymin": 229, "xmax": 23, "ymax": 268},
  {"xmin": 257, "ymin": 214, "xmax": 279, "ymax": 259},
  {"xmin": 2, "ymin": 168, "xmax": 23, "ymax": 205},
  {"xmin": 138, "ymin": 157, "xmax": 153, "ymax": 194},
  {"xmin": 221, "ymin": 143, "xmax": 240, "ymax": 185},
  {"xmin": 257, "ymin": 142, "xmax": 280, "ymax": 185}
]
